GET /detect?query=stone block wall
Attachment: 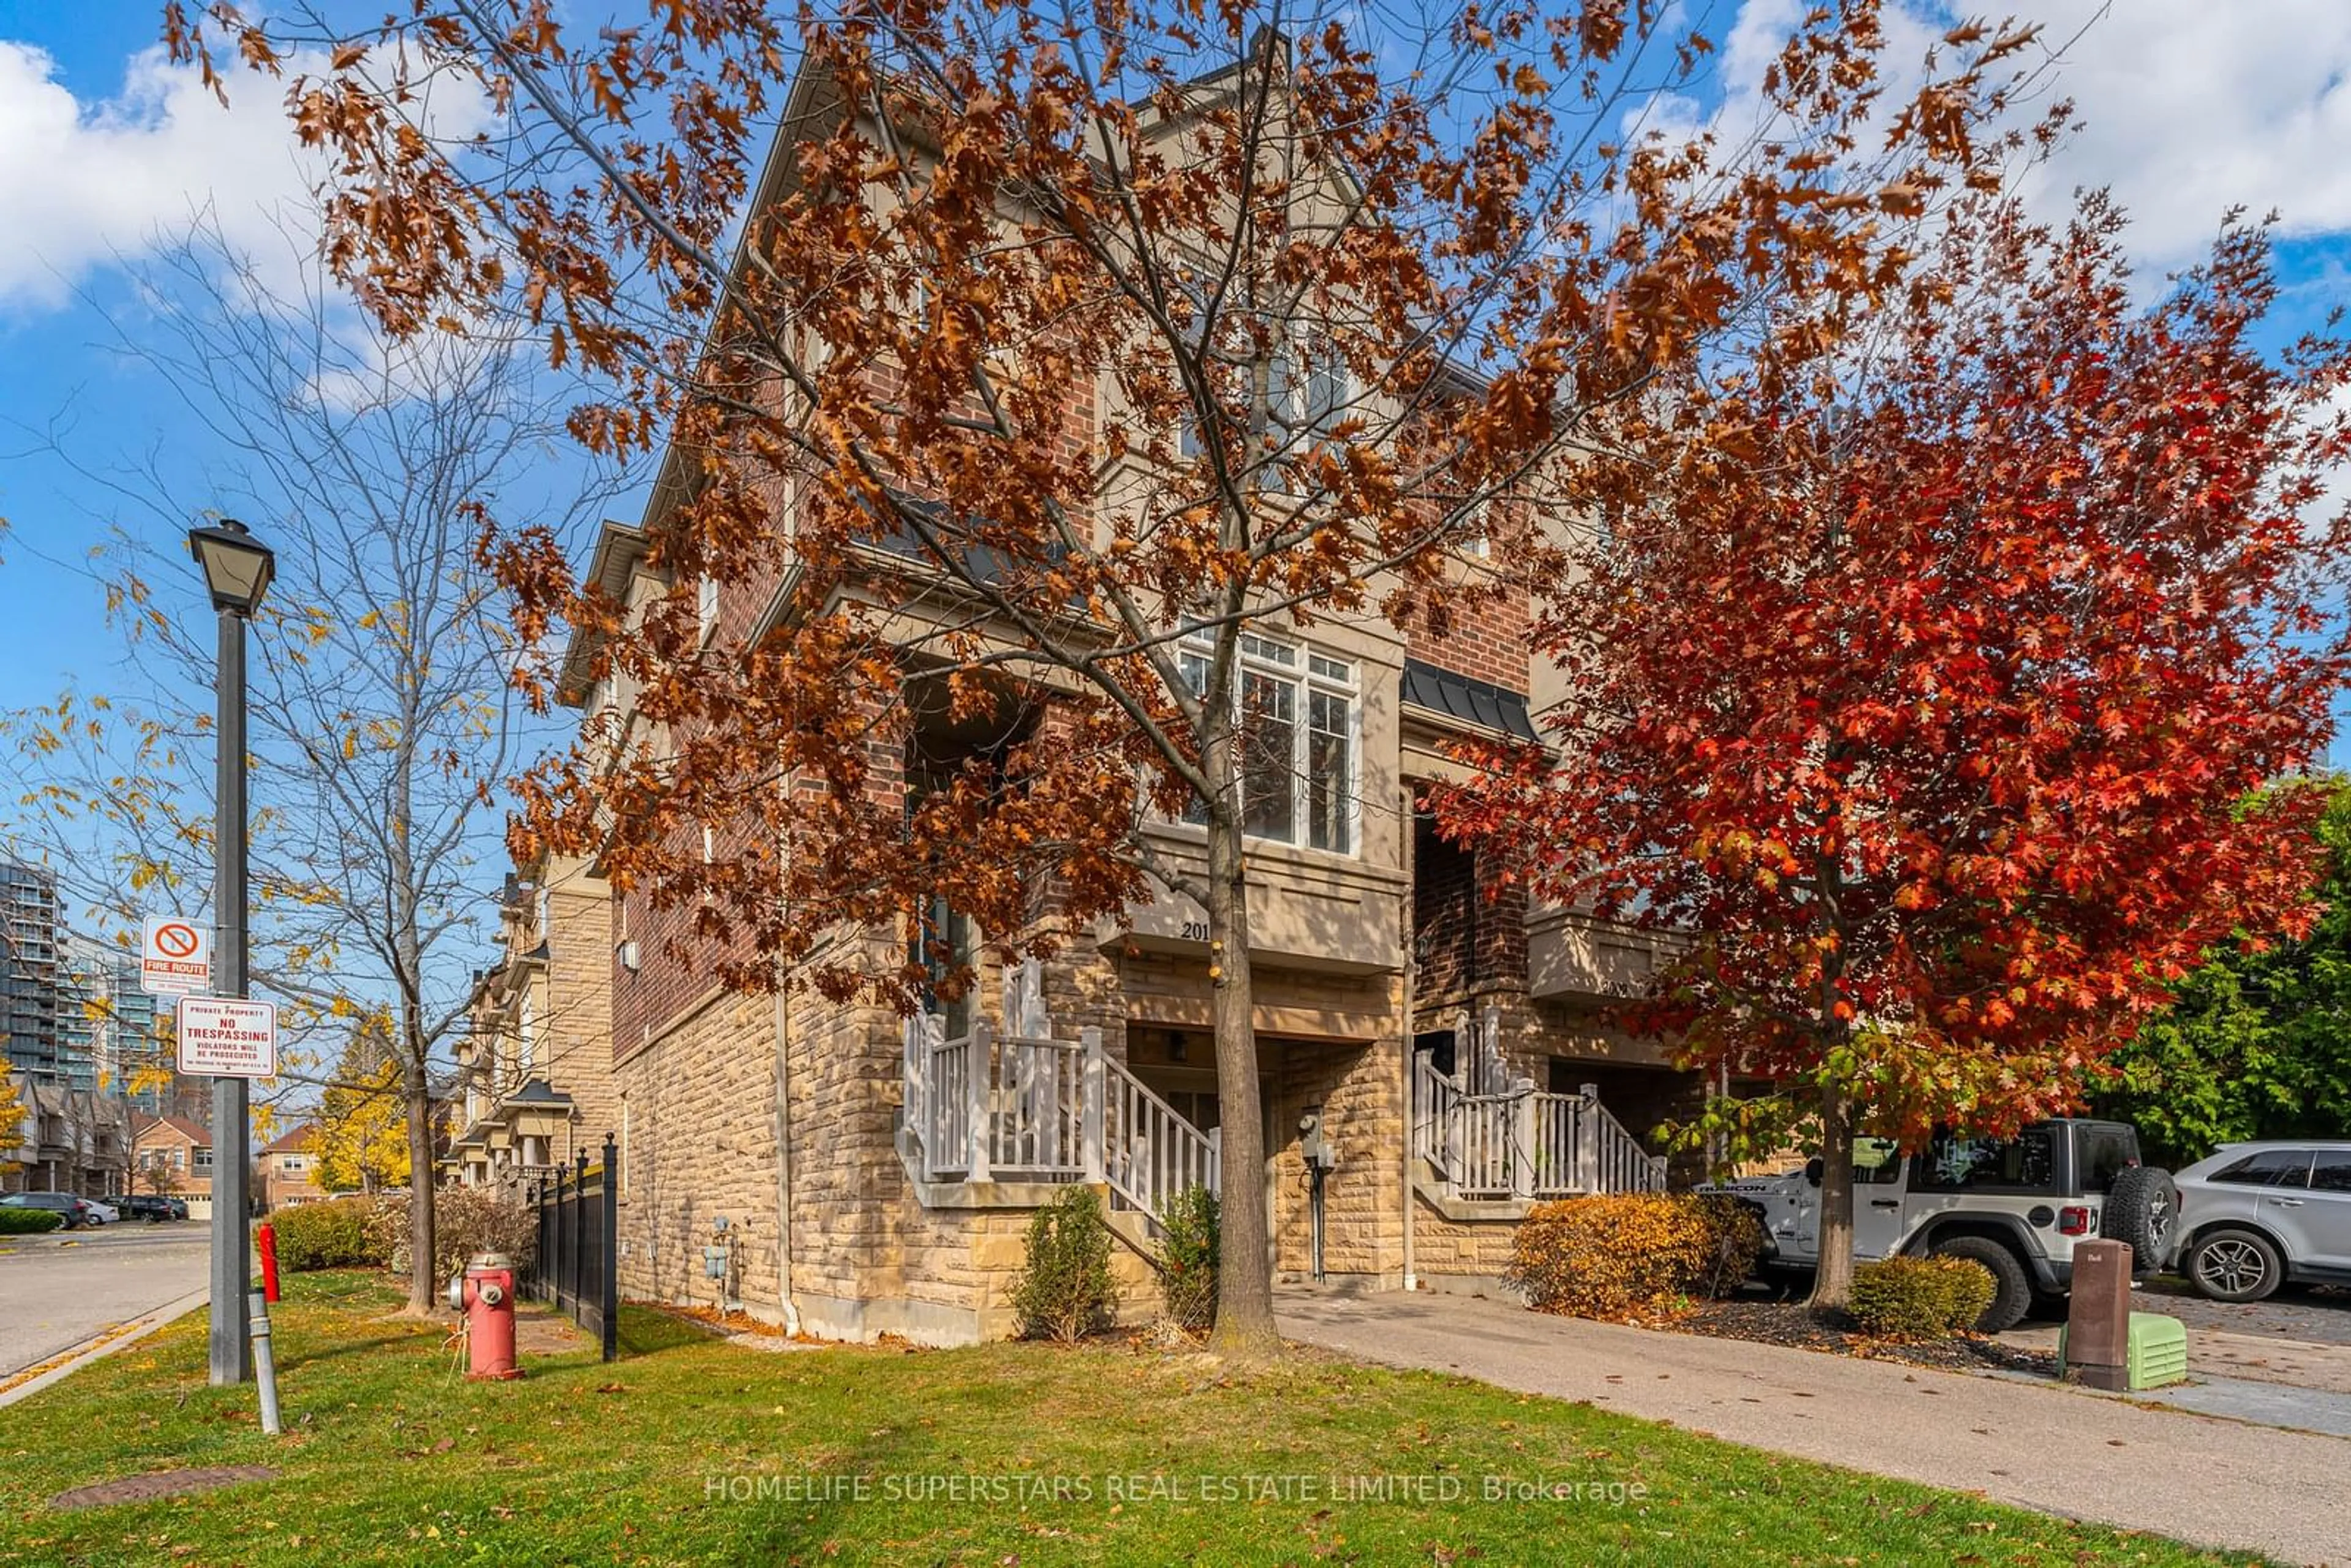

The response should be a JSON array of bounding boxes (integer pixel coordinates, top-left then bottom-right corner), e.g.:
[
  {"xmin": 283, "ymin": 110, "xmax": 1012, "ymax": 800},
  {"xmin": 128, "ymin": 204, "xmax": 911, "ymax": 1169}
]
[
  {"xmin": 611, "ymin": 988, "xmax": 784, "ymax": 1315},
  {"xmin": 1411, "ymin": 1197, "xmax": 1524, "ymax": 1289},
  {"xmin": 544, "ymin": 870, "xmax": 619, "ymax": 1163},
  {"xmin": 1268, "ymin": 1027, "xmax": 1406, "ymax": 1286}
]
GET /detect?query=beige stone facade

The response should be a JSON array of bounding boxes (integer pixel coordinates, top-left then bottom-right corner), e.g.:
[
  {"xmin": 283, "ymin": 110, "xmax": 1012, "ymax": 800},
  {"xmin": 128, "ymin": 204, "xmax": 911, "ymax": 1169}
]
[{"xmin": 486, "ymin": 67, "xmax": 1718, "ymax": 1347}]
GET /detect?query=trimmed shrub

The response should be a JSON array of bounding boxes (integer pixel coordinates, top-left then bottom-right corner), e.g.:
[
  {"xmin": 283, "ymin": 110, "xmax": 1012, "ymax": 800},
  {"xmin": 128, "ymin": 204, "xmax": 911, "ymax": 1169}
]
[
  {"xmin": 1849, "ymin": 1255, "xmax": 2000, "ymax": 1339},
  {"xmin": 0, "ymin": 1206, "xmax": 64, "ymax": 1234},
  {"xmin": 1010, "ymin": 1184, "xmax": 1117, "ymax": 1343},
  {"xmin": 1508, "ymin": 1193, "xmax": 1764, "ymax": 1318},
  {"xmin": 269, "ymin": 1197, "xmax": 387, "ymax": 1271},
  {"xmin": 1158, "ymin": 1184, "xmax": 1220, "ymax": 1333},
  {"xmin": 367, "ymin": 1188, "xmax": 537, "ymax": 1284}
]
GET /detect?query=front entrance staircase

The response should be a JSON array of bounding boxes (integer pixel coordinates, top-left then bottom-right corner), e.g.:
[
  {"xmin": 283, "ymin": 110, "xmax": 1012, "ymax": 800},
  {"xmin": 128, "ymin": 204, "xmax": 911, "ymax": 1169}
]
[
  {"xmin": 898, "ymin": 962, "xmax": 1220, "ymax": 1231},
  {"xmin": 1410, "ymin": 1010, "xmax": 1667, "ymax": 1204}
]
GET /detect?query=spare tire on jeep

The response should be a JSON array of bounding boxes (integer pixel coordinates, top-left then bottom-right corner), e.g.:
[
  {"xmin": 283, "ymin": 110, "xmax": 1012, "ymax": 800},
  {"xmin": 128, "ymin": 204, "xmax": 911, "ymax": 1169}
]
[{"xmin": 2100, "ymin": 1165, "xmax": 2179, "ymax": 1275}]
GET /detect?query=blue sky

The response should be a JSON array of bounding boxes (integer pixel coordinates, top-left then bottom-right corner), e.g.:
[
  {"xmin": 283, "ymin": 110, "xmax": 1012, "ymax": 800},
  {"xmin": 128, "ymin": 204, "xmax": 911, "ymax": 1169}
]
[{"xmin": 0, "ymin": 0, "xmax": 2347, "ymax": 749}]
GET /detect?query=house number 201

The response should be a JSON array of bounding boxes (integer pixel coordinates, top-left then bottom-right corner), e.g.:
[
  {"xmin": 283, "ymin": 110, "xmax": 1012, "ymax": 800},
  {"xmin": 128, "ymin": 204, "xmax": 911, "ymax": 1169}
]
[{"xmin": 1179, "ymin": 920, "xmax": 1210, "ymax": 942}]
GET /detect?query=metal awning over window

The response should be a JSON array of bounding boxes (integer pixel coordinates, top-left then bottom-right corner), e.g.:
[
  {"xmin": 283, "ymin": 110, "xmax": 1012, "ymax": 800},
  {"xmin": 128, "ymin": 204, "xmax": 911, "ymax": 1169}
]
[{"xmin": 1400, "ymin": 659, "xmax": 1539, "ymax": 743}]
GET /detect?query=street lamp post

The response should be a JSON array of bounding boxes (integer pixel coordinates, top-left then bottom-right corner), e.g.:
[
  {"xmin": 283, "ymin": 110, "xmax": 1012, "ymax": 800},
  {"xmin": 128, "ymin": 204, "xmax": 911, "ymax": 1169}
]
[{"xmin": 189, "ymin": 519, "xmax": 273, "ymax": 1387}]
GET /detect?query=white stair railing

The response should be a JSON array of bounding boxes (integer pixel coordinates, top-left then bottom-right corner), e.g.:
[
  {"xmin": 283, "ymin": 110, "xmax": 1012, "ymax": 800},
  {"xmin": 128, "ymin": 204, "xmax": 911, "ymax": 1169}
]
[
  {"xmin": 1452, "ymin": 1095, "xmax": 1518, "ymax": 1199},
  {"xmin": 992, "ymin": 1032, "xmax": 1086, "ymax": 1176},
  {"xmin": 1411, "ymin": 1054, "xmax": 1463, "ymax": 1179},
  {"xmin": 1100, "ymin": 1046, "xmax": 1220, "ymax": 1223},
  {"xmin": 1587, "ymin": 1092, "xmax": 1668, "ymax": 1193},
  {"xmin": 1409, "ymin": 1056, "xmax": 1668, "ymax": 1201},
  {"xmin": 1528, "ymin": 1091, "xmax": 1586, "ymax": 1198}
]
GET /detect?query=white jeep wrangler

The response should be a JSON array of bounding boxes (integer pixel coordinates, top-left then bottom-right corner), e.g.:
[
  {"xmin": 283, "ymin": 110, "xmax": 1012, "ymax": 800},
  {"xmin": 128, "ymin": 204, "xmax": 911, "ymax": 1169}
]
[{"xmin": 1707, "ymin": 1118, "xmax": 2178, "ymax": 1331}]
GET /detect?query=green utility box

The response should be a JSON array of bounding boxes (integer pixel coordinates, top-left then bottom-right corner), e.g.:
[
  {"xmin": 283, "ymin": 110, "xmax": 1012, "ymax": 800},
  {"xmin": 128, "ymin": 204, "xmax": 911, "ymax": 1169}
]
[{"xmin": 2059, "ymin": 1311, "xmax": 2189, "ymax": 1390}]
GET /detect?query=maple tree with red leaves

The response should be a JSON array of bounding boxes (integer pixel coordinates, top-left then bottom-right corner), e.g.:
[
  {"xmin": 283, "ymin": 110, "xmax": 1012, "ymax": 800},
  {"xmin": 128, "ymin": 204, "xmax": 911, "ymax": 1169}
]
[
  {"xmin": 165, "ymin": 0, "xmax": 2044, "ymax": 1349},
  {"xmin": 1436, "ymin": 192, "xmax": 2351, "ymax": 1308}
]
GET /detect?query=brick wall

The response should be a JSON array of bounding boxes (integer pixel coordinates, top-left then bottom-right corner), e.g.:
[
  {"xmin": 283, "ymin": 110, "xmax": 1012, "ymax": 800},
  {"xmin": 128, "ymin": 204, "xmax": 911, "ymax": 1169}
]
[
  {"xmin": 1411, "ymin": 812, "xmax": 1531, "ymax": 1010},
  {"xmin": 1401, "ymin": 566, "xmax": 1531, "ymax": 693}
]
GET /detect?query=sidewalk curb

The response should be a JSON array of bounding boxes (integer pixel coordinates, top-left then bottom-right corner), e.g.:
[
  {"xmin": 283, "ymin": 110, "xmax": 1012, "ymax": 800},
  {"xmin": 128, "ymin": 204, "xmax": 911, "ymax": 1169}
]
[{"xmin": 0, "ymin": 1286, "xmax": 210, "ymax": 1409}]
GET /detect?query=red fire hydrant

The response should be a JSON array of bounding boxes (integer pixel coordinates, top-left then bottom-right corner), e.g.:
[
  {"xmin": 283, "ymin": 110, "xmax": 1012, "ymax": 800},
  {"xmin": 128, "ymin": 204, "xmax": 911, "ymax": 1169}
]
[
  {"xmin": 449, "ymin": 1251, "xmax": 522, "ymax": 1381},
  {"xmin": 258, "ymin": 1221, "xmax": 281, "ymax": 1304}
]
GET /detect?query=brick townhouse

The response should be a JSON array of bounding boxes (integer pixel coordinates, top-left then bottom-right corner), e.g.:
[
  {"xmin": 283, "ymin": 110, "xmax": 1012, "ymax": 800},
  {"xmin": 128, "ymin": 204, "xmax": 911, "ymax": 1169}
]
[
  {"xmin": 491, "ymin": 54, "xmax": 1708, "ymax": 1345},
  {"xmin": 130, "ymin": 1112, "xmax": 212, "ymax": 1208},
  {"xmin": 444, "ymin": 854, "xmax": 620, "ymax": 1191},
  {"xmin": 258, "ymin": 1123, "xmax": 326, "ymax": 1211}
]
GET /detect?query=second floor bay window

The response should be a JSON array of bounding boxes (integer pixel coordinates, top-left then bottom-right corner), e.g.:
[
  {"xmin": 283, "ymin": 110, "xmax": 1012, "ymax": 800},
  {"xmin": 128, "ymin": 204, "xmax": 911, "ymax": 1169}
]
[{"xmin": 1180, "ymin": 631, "xmax": 1357, "ymax": 855}]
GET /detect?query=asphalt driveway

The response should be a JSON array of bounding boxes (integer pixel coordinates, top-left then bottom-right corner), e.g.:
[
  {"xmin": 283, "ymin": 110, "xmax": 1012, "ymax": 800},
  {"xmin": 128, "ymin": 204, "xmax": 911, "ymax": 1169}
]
[
  {"xmin": 0, "ymin": 1222, "xmax": 209, "ymax": 1379},
  {"xmin": 1280, "ymin": 1285, "xmax": 2351, "ymax": 1567}
]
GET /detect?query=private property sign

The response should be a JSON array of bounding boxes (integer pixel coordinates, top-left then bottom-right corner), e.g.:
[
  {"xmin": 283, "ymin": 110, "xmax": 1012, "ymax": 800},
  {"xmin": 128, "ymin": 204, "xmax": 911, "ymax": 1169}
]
[
  {"xmin": 141, "ymin": 916, "xmax": 212, "ymax": 995},
  {"xmin": 175, "ymin": 996, "xmax": 279, "ymax": 1078}
]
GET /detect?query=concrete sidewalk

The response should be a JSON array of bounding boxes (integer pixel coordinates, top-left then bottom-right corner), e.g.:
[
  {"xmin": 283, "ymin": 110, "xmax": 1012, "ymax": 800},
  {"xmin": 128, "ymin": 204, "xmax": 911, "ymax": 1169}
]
[{"xmin": 1278, "ymin": 1288, "xmax": 2351, "ymax": 1567}]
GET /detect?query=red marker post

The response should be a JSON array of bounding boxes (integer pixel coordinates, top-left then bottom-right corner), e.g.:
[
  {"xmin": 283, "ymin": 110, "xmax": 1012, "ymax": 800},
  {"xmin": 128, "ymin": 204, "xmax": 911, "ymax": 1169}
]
[{"xmin": 258, "ymin": 1221, "xmax": 280, "ymax": 1304}]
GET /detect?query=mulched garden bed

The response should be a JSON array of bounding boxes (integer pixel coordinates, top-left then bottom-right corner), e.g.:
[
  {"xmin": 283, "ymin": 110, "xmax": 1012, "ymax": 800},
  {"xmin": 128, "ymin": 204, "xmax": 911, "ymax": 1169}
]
[{"xmin": 1636, "ymin": 1291, "xmax": 2060, "ymax": 1377}]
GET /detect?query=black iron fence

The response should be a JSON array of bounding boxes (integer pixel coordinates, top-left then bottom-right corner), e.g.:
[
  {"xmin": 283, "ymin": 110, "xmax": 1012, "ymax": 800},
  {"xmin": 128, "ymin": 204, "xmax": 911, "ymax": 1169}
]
[{"xmin": 527, "ymin": 1134, "xmax": 619, "ymax": 1361}]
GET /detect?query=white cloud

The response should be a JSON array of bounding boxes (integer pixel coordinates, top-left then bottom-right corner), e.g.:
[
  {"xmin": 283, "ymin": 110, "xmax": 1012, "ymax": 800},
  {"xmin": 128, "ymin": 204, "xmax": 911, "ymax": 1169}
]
[
  {"xmin": 0, "ymin": 41, "xmax": 328, "ymax": 310},
  {"xmin": 0, "ymin": 40, "xmax": 496, "ymax": 315},
  {"xmin": 2003, "ymin": 2, "xmax": 2351, "ymax": 272},
  {"xmin": 1712, "ymin": 3, "xmax": 2351, "ymax": 275}
]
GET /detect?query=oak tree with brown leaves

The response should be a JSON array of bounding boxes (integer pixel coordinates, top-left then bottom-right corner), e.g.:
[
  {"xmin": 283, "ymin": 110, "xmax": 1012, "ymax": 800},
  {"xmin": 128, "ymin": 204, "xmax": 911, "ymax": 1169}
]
[{"xmin": 171, "ymin": 0, "xmax": 2042, "ymax": 1351}]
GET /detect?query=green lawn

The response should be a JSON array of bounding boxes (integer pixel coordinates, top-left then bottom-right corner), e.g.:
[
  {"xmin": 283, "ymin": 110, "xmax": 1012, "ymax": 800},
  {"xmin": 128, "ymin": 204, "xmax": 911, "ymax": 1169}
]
[{"xmin": 0, "ymin": 1272, "xmax": 2256, "ymax": 1567}]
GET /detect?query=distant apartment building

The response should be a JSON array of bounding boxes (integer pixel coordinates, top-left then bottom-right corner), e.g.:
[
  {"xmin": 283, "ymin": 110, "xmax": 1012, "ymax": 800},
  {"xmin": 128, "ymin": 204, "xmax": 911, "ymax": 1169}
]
[
  {"xmin": 59, "ymin": 936, "xmax": 167, "ymax": 1098},
  {"xmin": 0, "ymin": 857, "xmax": 62, "ymax": 1082}
]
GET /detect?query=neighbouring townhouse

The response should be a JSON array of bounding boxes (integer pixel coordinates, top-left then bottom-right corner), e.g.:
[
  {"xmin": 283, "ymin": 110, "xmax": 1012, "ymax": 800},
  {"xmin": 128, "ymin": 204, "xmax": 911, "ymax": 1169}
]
[
  {"xmin": 473, "ymin": 55, "xmax": 1728, "ymax": 1346},
  {"xmin": 131, "ymin": 1111, "xmax": 213, "ymax": 1213},
  {"xmin": 2, "ymin": 1076, "xmax": 130, "ymax": 1199},
  {"xmin": 444, "ymin": 856, "xmax": 620, "ymax": 1191},
  {"xmin": 258, "ymin": 1123, "xmax": 324, "ymax": 1211}
]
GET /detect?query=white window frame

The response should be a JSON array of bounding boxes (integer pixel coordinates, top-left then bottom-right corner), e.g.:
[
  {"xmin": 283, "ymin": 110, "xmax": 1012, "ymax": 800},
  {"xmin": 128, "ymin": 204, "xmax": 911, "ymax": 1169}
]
[
  {"xmin": 1177, "ymin": 629, "xmax": 1360, "ymax": 856},
  {"xmin": 696, "ymin": 576, "xmax": 721, "ymax": 644}
]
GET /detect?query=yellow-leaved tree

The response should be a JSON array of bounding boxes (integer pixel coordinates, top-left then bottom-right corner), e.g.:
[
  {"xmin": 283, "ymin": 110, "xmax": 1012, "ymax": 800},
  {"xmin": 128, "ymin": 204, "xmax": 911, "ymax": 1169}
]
[
  {"xmin": 0, "ymin": 1074, "xmax": 25, "ymax": 1179},
  {"xmin": 314, "ymin": 1059, "xmax": 411, "ymax": 1195}
]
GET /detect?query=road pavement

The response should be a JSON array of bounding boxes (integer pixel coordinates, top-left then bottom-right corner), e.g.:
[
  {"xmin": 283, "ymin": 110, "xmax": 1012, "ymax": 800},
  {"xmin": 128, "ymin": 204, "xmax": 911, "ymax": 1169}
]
[
  {"xmin": 1279, "ymin": 1285, "xmax": 2351, "ymax": 1567},
  {"xmin": 0, "ymin": 1221, "xmax": 210, "ymax": 1379}
]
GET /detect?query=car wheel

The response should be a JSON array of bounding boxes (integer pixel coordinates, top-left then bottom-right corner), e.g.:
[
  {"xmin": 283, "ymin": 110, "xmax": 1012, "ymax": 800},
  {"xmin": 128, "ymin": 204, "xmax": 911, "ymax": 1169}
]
[
  {"xmin": 2101, "ymin": 1166, "xmax": 2180, "ymax": 1274},
  {"xmin": 2188, "ymin": 1227, "xmax": 2284, "ymax": 1303},
  {"xmin": 1932, "ymin": 1235, "xmax": 2034, "ymax": 1332}
]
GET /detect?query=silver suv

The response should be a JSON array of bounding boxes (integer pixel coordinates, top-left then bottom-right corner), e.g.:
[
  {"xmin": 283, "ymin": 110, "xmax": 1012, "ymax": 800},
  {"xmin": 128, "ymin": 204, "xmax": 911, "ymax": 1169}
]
[
  {"xmin": 2174, "ymin": 1142, "xmax": 2351, "ymax": 1302},
  {"xmin": 1709, "ymin": 1119, "xmax": 2178, "ymax": 1331}
]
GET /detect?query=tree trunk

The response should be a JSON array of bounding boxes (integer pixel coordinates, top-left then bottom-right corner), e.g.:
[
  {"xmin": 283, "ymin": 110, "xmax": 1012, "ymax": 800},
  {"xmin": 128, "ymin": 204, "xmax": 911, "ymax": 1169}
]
[
  {"xmin": 1808, "ymin": 1078, "xmax": 1859, "ymax": 1313},
  {"xmin": 399, "ymin": 1062, "xmax": 437, "ymax": 1315},
  {"xmin": 1203, "ymin": 807, "xmax": 1279, "ymax": 1360}
]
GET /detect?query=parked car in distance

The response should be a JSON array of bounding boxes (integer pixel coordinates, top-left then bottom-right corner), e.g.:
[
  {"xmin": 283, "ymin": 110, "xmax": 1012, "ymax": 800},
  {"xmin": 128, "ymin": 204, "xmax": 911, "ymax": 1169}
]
[
  {"xmin": 1705, "ymin": 1118, "xmax": 2178, "ymax": 1332},
  {"xmin": 80, "ymin": 1198, "xmax": 121, "ymax": 1225},
  {"xmin": 0, "ymin": 1191, "xmax": 98, "ymax": 1229},
  {"xmin": 2173, "ymin": 1141, "xmax": 2351, "ymax": 1302},
  {"xmin": 119, "ymin": 1195, "xmax": 189, "ymax": 1221}
]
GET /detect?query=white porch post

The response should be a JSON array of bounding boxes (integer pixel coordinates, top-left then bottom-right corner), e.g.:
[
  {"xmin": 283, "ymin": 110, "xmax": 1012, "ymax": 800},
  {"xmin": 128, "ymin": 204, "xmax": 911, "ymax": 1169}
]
[
  {"xmin": 966, "ymin": 1022, "xmax": 994, "ymax": 1181},
  {"xmin": 1512, "ymin": 1086, "xmax": 1538, "ymax": 1200},
  {"xmin": 1079, "ymin": 1027, "xmax": 1105, "ymax": 1184},
  {"xmin": 1578, "ymin": 1082, "xmax": 1602, "ymax": 1193}
]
